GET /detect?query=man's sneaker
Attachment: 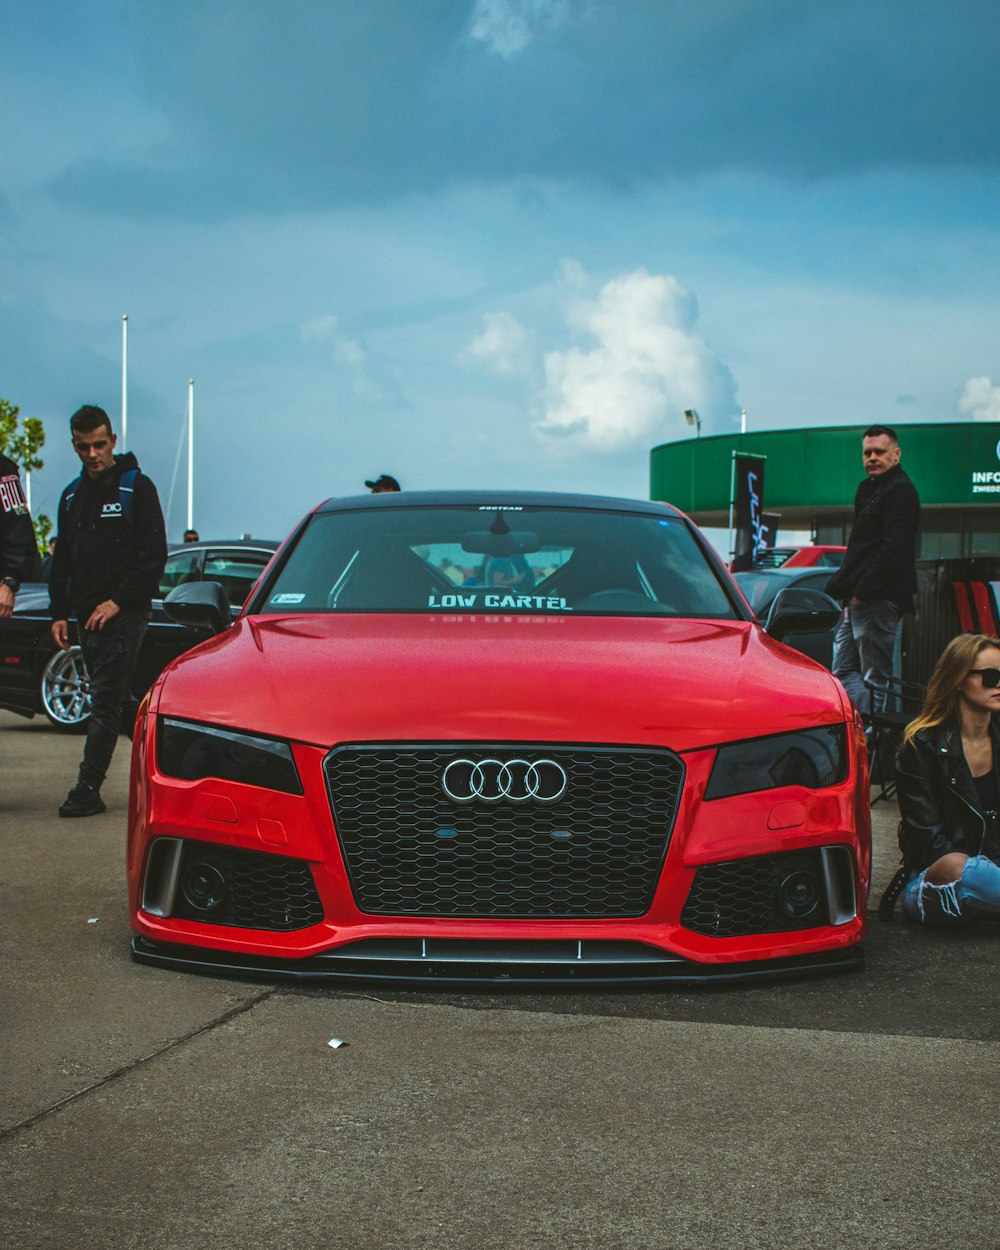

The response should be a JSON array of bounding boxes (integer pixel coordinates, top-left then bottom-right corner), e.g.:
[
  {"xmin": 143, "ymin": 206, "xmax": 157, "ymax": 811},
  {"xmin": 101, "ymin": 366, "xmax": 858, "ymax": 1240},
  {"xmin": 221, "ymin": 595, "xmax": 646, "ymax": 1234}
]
[{"xmin": 58, "ymin": 784, "xmax": 106, "ymax": 818}]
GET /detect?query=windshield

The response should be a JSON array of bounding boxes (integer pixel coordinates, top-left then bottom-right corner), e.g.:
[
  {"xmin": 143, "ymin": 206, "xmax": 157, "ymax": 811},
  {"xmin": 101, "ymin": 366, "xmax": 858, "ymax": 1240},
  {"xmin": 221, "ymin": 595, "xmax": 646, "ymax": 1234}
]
[{"xmin": 256, "ymin": 505, "xmax": 740, "ymax": 619}]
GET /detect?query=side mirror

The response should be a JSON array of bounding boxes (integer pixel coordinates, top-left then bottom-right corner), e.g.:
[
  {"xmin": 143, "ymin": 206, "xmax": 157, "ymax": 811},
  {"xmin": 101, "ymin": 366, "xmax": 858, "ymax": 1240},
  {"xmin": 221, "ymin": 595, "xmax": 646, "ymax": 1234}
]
[
  {"xmin": 164, "ymin": 581, "xmax": 231, "ymax": 635},
  {"xmin": 764, "ymin": 587, "xmax": 841, "ymax": 642}
]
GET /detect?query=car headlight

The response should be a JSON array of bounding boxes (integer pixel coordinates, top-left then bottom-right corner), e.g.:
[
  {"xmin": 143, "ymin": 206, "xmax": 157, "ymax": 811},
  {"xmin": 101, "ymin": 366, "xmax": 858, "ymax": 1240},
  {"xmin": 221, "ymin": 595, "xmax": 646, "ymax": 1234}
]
[
  {"xmin": 705, "ymin": 724, "xmax": 846, "ymax": 800},
  {"xmin": 158, "ymin": 717, "xmax": 302, "ymax": 794}
]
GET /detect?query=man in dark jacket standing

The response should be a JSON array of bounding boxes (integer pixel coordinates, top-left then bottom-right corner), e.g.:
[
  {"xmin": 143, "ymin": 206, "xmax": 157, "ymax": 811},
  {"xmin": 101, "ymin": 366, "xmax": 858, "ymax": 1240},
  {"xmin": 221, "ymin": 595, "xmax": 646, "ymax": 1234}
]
[
  {"xmin": 0, "ymin": 452, "xmax": 38, "ymax": 618},
  {"xmin": 50, "ymin": 405, "xmax": 167, "ymax": 816},
  {"xmin": 826, "ymin": 425, "xmax": 920, "ymax": 718}
]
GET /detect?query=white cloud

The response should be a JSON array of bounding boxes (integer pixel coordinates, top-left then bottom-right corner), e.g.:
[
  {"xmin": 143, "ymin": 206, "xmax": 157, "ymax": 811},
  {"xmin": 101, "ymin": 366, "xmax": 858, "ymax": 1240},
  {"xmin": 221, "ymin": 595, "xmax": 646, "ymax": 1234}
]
[
  {"xmin": 463, "ymin": 310, "xmax": 532, "ymax": 375},
  {"xmin": 300, "ymin": 313, "xmax": 340, "ymax": 343},
  {"xmin": 558, "ymin": 257, "xmax": 588, "ymax": 289},
  {"xmin": 958, "ymin": 375, "xmax": 1000, "ymax": 422},
  {"xmin": 300, "ymin": 314, "xmax": 389, "ymax": 402},
  {"xmin": 535, "ymin": 269, "xmax": 737, "ymax": 450},
  {"xmin": 469, "ymin": 0, "xmax": 571, "ymax": 58}
]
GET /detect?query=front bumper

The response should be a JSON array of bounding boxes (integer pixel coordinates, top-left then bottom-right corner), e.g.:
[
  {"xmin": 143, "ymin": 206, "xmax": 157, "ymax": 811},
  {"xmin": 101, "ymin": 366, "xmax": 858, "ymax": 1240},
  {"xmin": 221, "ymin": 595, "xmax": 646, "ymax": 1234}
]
[{"xmin": 131, "ymin": 933, "xmax": 863, "ymax": 987}]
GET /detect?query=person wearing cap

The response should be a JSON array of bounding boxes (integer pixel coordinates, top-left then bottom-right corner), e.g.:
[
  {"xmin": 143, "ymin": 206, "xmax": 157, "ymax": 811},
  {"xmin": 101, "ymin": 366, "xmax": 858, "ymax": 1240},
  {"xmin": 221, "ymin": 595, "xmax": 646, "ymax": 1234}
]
[{"xmin": 365, "ymin": 474, "xmax": 400, "ymax": 493}]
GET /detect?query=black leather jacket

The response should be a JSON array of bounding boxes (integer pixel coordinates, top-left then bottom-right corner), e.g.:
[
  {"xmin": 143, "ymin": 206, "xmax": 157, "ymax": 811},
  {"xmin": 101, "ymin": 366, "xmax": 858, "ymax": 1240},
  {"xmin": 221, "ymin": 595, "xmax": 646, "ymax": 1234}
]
[{"xmin": 894, "ymin": 718, "xmax": 1000, "ymax": 872}]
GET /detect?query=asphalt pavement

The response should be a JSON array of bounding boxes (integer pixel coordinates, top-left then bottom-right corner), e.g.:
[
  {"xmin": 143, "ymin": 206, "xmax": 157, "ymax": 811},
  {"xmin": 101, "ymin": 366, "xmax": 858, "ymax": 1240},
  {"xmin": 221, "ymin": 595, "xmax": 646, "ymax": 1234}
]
[{"xmin": 2, "ymin": 709, "xmax": 998, "ymax": 1250}]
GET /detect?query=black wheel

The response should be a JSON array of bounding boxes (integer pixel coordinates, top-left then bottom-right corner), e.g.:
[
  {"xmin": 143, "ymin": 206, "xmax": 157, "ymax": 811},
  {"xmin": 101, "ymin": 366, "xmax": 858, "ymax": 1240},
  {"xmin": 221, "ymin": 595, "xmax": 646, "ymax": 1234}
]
[{"xmin": 40, "ymin": 646, "xmax": 92, "ymax": 731}]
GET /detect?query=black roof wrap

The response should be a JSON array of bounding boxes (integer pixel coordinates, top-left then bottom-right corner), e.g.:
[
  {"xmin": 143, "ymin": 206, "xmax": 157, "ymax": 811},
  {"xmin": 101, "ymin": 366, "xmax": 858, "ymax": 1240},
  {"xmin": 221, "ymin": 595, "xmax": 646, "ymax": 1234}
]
[{"xmin": 314, "ymin": 491, "xmax": 685, "ymax": 517}]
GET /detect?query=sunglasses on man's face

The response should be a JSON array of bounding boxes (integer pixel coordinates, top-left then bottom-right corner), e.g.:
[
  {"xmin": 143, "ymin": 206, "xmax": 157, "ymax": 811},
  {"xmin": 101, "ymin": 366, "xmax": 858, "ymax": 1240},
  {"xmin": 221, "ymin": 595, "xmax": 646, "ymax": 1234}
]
[{"xmin": 969, "ymin": 667, "xmax": 1000, "ymax": 689}]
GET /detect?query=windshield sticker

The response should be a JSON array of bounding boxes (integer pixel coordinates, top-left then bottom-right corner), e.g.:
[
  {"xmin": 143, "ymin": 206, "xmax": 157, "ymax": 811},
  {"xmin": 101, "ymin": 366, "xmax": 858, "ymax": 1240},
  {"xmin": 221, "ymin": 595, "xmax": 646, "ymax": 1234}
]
[
  {"xmin": 478, "ymin": 505, "xmax": 523, "ymax": 511},
  {"xmin": 271, "ymin": 592, "xmax": 306, "ymax": 604},
  {"xmin": 428, "ymin": 592, "xmax": 570, "ymax": 611}
]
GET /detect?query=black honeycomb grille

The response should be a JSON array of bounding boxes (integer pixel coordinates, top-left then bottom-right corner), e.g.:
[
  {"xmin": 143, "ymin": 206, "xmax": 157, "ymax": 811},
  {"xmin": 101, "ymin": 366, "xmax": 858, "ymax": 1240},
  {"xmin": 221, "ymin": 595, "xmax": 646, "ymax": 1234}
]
[
  {"xmin": 173, "ymin": 842, "xmax": 323, "ymax": 930},
  {"xmin": 681, "ymin": 850, "xmax": 827, "ymax": 937},
  {"xmin": 324, "ymin": 743, "xmax": 683, "ymax": 918}
]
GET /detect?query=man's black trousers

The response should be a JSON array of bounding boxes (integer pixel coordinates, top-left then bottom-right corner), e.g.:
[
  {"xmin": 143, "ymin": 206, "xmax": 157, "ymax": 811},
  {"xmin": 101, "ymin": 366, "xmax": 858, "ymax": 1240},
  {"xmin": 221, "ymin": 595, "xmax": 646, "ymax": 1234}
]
[{"xmin": 78, "ymin": 611, "xmax": 149, "ymax": 789}]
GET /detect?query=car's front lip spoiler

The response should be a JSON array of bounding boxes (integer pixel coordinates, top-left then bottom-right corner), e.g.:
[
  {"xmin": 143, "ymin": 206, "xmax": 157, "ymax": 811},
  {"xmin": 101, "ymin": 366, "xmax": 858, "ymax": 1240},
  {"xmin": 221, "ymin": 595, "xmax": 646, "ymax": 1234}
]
[{"xmin": 131, "ymin": 935, "xmax": 863, "ymax": 988}]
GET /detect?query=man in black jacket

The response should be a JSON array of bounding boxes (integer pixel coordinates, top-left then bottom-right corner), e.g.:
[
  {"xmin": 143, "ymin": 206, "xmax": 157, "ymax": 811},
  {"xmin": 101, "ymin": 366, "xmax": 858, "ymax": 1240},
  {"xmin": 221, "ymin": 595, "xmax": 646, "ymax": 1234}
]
[
  {"xmin": 0, "ymin": 453, "xmax": 38, "ymax": 618},
  {"xmin": 50, "ymin": 405, "xmax": 167, "ymax": 817},
  {"xmin": 826, "ymin": 425, "xmax": 920, "ymax": 718}
]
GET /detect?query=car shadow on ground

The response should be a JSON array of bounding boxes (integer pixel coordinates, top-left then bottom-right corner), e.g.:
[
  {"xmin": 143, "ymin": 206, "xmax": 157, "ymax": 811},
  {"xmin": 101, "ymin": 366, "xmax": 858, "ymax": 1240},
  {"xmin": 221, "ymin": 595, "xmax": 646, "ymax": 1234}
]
[{"xmin": 291, "ymin": 920, "xmax": 1000, "ymax": 1042}]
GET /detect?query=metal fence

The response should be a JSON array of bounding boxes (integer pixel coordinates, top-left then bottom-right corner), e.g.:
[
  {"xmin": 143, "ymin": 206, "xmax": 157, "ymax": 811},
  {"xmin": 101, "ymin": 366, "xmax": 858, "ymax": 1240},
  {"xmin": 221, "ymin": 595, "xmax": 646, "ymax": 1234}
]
[{"xmin": 903, "ymin": 557, "xmax": 1000, "ymax": 686}]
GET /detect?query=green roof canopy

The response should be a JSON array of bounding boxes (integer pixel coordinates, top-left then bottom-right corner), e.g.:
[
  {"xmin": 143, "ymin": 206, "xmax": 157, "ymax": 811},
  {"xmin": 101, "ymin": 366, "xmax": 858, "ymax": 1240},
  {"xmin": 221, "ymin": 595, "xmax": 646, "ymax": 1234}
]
[{"xmin": 650, "ymin": 422, "xmax": 1000, "ymax": 528}]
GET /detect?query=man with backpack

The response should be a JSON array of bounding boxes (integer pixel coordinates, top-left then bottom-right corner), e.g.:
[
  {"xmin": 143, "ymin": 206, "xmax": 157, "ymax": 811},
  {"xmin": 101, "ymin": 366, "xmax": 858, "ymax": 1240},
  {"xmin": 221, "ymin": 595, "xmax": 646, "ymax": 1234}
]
[{"xmin": 49, "ymin": 405, "xmax": 167, "ymax": 817}]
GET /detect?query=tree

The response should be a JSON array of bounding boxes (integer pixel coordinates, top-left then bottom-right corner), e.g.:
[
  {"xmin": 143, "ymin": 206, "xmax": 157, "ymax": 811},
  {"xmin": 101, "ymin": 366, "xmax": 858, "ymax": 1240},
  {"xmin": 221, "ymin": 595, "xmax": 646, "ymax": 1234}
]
[
  {"xmin": 0, "ymin": 398, "xmax": 46, "ymax": 471},
  {"xmin": 0, "ymin": 397, "xmax": 50, "ymax": 551}
]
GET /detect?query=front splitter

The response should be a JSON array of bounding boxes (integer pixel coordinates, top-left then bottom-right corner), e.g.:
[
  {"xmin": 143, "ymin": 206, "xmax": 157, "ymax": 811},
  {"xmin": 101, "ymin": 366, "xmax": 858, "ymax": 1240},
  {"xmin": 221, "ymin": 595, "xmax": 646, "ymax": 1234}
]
[{"xmin": 131, "ymin": 935, "xmax": 863, "ymax": 988}]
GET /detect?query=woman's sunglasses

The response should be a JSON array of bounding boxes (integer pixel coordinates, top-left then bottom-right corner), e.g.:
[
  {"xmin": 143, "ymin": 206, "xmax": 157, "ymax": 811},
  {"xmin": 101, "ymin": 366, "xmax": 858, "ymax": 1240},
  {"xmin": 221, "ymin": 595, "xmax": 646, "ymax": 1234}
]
[{"xmin": 969, "ymin": 667, "xmax": 1000, "ymax": 688}]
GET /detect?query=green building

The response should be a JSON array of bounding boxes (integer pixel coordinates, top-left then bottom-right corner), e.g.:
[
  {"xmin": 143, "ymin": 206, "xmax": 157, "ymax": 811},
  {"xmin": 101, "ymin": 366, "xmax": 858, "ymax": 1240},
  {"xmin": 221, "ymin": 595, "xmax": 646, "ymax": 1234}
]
[{"xmin": 649, "ymin": 422, "xmax": 1000, "ymax": 559}]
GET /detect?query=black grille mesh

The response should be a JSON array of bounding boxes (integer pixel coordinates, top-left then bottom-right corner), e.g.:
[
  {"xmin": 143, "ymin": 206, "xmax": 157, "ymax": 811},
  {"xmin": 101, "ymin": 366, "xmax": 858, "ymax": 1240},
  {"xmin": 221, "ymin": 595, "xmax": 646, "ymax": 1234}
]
[
  {"xmin": 325, "ymin": 744, "xmax": 683, "ymax": 918},
  {"xmin": 173, "ymin": 842, "xmax": 323, "ymax": 930},
  {"xmin": 681, "ymin": 850, "xmax": 827, "ymax": 936}
]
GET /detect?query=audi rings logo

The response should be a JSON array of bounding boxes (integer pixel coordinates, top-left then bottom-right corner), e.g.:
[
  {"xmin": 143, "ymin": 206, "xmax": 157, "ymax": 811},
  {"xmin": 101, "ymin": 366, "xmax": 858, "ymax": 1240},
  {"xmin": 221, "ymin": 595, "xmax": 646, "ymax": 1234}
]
[{"xmin": 441, "ymin": 758, "xmax": 568, "ymax": 804}]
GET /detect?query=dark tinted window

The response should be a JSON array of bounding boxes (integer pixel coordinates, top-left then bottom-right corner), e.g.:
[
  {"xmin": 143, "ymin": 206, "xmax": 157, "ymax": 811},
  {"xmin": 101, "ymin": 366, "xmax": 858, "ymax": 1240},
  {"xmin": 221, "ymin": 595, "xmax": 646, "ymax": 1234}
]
[
  {"xmin": 734, "ymin": 569, "xmax": 834, "ymax": 614},
  {"xmin": 734, "ymin": 571, "xmax": 785, "ymax": 612},
  {"xmin": 259, "ymin": 506, "xmax": 738, "ymax": 618},
  {"xmin": 158, "ymin": 551, "xmax": 200, "ymax": 597},
  {"xmin": 204, "ymin": 550, "xmax": 273, "ymax": 607}
]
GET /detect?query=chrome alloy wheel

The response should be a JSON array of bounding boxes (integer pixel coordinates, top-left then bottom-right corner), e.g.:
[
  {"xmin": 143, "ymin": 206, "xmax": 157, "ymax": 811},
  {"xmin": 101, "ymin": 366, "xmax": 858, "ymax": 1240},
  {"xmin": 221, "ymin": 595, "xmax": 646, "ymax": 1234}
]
[{"xmin": 41, "ymin": 646, "xmax": 92, "ymax": 729}]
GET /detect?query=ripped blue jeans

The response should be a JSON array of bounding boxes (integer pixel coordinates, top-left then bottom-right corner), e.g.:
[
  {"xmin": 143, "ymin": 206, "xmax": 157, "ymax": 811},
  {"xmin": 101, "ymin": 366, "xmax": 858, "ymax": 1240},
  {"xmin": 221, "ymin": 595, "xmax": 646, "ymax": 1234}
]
[{"xmin": 900, "ymin": 855, "xmax": 1000, "ymax": 925}]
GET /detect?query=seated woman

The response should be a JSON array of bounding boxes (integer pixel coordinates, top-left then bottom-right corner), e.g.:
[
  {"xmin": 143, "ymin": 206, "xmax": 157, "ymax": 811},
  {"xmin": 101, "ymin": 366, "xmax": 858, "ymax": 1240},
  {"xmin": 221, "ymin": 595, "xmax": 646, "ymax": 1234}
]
[{"xmin": 890, "ymin": 632, "xmax": 1000, "ymax": 924}]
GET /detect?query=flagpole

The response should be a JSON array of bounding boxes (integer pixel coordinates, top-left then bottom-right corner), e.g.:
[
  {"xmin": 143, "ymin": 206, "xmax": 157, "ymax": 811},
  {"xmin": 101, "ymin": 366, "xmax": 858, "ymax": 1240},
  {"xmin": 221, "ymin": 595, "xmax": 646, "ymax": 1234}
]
[
  {"xmin": 121, "ymin": 315, "xmax": 128, "ymax": 450},
  {"xmin": 187, "ymin": 379, "xmax": 194, "ymax": 532},
  {"xmin": 727, "ymin": 451, "xmax": 736, "ymax": 565}
]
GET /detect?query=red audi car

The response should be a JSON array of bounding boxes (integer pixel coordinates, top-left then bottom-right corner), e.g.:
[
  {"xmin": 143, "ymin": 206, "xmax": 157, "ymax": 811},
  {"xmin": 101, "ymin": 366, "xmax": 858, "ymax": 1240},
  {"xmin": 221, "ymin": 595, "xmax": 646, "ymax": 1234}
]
[{"xmin": 128, "ymin": 492, "xmax": 869, "ymax": 986}]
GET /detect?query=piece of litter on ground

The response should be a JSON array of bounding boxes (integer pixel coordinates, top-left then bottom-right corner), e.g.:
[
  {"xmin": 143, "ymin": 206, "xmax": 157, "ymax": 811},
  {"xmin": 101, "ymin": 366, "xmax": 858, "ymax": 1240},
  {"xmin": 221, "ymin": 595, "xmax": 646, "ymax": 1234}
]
[
  {"xmin": 327, "ymin": 1037, "xmax": 347, "ymax": 1049},
  {"xmin": 87, "ymin": 917, "xmax": 100, "ymax": 924}
]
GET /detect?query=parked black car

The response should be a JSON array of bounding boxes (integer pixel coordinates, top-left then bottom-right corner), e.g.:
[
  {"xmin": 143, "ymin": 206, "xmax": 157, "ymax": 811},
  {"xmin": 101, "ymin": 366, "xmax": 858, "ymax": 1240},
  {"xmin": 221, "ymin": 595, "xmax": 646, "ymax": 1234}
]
[
  {"xmin": 0, "ymin": 538, "xmax": 278, "ymax": 728},
  {"xmin": 733, "ymin": 566, "xmax": 840, "ymax": 668}
]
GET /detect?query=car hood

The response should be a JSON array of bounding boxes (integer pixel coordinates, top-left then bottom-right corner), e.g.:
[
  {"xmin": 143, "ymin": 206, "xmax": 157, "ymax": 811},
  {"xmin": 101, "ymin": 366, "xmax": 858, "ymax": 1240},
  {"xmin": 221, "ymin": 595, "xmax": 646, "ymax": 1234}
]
[
  {"xmin": 153, "ymin": 613, "xmax": 846, "ymax": 752},
  {"xmin": 12, "ymin": 583, "xmax": 50, "ymax": 613}
]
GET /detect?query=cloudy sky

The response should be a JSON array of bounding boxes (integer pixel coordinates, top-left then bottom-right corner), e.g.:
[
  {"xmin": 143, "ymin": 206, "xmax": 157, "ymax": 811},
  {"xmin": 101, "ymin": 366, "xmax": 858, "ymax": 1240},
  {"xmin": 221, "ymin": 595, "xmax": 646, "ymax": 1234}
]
[{"xmin": 4, "ymin": 0, "xmax": 1000, "ymax": 541}]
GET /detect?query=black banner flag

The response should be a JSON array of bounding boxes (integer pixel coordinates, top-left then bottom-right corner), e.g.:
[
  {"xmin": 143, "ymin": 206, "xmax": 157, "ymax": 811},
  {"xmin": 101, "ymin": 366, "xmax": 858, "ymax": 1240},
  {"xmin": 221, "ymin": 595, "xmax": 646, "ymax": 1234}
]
[
  {"xmin": 760, "ymin": 511, "xmax": 780, "ymax": 554},
  {"xmin": 730, "ymin": 454, "xmax": 766, "ymax": 572}
]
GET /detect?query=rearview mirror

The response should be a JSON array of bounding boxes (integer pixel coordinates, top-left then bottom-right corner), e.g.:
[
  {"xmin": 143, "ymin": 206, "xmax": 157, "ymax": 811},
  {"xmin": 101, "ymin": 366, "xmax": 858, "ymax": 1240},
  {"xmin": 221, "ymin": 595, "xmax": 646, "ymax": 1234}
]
[{"xmin": 461, "ymin": 530, "xmax": 540, "ymax": 556}]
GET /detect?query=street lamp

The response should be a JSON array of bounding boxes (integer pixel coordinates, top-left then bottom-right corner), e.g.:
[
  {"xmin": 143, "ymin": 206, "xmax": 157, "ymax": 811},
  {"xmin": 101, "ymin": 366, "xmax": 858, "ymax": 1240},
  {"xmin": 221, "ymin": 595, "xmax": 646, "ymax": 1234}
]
[{"xmin": 684, "ymin": 408, "xmax": 701, "ymax": 438}]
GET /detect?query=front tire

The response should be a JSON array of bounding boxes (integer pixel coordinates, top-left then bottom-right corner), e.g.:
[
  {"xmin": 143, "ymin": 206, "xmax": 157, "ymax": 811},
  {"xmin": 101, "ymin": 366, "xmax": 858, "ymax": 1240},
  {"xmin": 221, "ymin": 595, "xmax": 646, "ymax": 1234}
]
[{"xmin": 41, "ymin": 646, "xmax": 92, "ymax": 731}]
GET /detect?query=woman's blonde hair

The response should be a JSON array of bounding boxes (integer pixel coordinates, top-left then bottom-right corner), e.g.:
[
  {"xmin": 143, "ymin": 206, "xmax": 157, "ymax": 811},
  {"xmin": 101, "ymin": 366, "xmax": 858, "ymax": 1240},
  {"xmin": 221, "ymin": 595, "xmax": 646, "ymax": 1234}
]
[{"xmin": 902, "ymin": 633, "xmax": 1000, "ymax": 749}]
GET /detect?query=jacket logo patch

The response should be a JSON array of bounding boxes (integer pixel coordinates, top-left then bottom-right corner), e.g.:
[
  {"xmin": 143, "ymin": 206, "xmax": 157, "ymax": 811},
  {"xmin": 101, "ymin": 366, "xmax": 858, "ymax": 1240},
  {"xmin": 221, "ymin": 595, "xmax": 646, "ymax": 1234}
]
[
  {"xmin": 101, "ymin": 502, "xmax": 123, "ymax": 517},
  {"xmin": 0, "ymin": 474, "xmax": 28, "ymax": 514}
]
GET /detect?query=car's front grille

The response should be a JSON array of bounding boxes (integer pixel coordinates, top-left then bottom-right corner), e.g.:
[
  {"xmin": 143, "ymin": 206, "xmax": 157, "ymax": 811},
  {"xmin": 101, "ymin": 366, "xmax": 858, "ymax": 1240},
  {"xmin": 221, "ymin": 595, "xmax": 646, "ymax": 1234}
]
[
  {"xmin": 682, "ymin": 849, "xmax": 832, "ymax": 936},
  {"xmin": 324, "ymin": 743, "xmax": 684, "ymax": 918},
  {"xmin": 168, "ymin": 842, "xmax": 323, "ymax": 930}
]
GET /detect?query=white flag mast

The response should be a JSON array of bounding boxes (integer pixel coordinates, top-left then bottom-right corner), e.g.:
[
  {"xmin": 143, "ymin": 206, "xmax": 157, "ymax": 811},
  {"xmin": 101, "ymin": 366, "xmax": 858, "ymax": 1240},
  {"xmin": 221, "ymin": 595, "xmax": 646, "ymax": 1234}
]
[
  {"xmin": 121, "ymin": 314, "xmax": 128, "ymax": 450},
  {"xmin": 187, "ymin": 378, "xmax": 195, "ymax": 532}
]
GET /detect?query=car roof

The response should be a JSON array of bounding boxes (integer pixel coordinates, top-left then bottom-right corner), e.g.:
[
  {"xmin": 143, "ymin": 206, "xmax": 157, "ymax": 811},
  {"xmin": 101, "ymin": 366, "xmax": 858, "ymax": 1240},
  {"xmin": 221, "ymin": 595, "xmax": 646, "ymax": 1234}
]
[
  {"xmin": 314, "ymin": 491, "xmax": 686, "ymax": 518},
  {"xmin": 735, "ymin": 565, "xmax": 833, "ymax": 579},
  {"xmin": 167, "ymin": 538, "xmax": 280, "ymax": 554}
]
